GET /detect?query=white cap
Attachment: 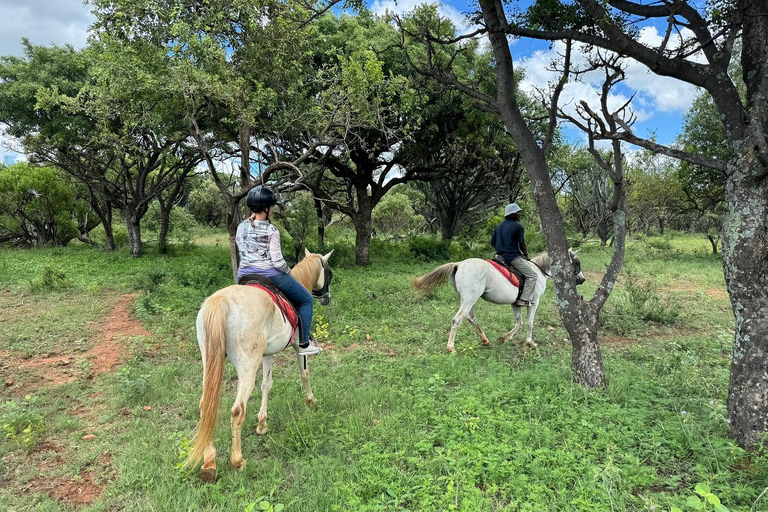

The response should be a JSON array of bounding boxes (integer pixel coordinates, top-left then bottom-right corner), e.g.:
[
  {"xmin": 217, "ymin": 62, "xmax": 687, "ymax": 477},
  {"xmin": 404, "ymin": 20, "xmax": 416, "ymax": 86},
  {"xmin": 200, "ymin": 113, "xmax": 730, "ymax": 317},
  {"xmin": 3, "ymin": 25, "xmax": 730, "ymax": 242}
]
[{"xmin": 504, "ymin": 203, "xmax": 522, "ymax": 216}]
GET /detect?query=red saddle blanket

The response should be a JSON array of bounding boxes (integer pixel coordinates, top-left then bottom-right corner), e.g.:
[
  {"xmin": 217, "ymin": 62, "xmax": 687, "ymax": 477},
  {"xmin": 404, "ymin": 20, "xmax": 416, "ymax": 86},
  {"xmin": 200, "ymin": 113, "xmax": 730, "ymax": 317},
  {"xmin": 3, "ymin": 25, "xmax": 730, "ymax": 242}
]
[
  {"xmin": 487, "ymin": 260, "xmax": 520, "ymax": 288},
  {"xmin": 245, "ymin": 284, "xmax": 299, "ymax": 346}
]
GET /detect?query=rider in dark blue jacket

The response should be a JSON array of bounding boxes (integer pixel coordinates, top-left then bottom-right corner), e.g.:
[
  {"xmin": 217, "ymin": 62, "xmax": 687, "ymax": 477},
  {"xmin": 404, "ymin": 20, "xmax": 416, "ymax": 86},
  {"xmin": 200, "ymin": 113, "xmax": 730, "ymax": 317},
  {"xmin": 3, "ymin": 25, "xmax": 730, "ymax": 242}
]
[{"xmin": 491, "ymin": 203, "xmax": 538, "ymax": 307}]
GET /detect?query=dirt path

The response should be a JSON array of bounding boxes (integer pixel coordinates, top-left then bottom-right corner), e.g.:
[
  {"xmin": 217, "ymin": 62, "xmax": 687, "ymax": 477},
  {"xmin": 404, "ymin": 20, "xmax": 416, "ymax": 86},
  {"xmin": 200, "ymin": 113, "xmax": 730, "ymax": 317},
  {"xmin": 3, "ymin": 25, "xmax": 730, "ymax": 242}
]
[
  {"xmin": 3, "ymin": 293, "xmax": 151, "ymax": 396},
  {"xmin": 2, "ymin": 293, "xmax": 151, "ymax": 506}
]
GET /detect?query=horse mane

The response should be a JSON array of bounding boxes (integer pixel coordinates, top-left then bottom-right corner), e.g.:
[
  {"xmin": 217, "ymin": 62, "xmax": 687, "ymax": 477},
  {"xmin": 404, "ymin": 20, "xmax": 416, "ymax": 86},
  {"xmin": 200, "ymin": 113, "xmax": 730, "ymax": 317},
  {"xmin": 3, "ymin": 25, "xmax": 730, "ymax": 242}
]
[
  {"xmin": 529, "ymin": 252, "xmax": 552, "ymax": 274},
  {"xmin": 291, "ymin": 254, "xmax": 322, "ymax": 291}
]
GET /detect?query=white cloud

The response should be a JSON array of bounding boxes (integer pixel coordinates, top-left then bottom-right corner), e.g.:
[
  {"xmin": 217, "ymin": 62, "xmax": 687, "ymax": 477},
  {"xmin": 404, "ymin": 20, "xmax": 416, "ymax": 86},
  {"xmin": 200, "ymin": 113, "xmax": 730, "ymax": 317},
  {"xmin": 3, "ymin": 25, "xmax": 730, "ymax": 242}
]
[
  {"xmin": 517, "ymin": 26, "xmax": 702, "ymax": 131},
  {"xmin": 371, "ymin": 0, "xmax": 474, "ymax": 34},
  {"xmin": 0, "ymin": 0, "xmax": 93, "ymax": 57}
]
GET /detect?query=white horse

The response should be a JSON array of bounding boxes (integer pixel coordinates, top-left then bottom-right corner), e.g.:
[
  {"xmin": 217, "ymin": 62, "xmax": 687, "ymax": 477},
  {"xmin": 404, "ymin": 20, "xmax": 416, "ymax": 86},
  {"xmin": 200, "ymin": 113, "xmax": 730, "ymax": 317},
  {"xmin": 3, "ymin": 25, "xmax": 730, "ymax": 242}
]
[
  {"xmin": 184, "ymin": 249, "xmax": 333, "ymax": 482},
  {"xmin": 413, "ymin": 250, "xmax": 584, "ymax": 352}
]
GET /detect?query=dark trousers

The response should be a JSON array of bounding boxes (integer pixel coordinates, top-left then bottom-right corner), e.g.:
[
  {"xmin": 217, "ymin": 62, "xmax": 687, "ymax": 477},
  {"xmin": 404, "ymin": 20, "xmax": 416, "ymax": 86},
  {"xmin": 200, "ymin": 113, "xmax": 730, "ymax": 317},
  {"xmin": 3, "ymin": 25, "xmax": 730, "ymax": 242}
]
[{"xmin": 270, "ymin": 273, "xmax": 313, "ymax": 343}]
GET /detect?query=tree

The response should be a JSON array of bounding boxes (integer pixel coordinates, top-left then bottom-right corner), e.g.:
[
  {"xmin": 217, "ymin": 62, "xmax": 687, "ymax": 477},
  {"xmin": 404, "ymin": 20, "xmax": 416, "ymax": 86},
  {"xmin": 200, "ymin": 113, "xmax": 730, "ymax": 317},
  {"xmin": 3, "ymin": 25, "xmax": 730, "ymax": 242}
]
[
  {"xmin": 554, "ymin": 146, "xmax": 616, "ymax": 245},
  {"xmin": 405, "ymin": 13, "xmax": 631, "ymax": 389},
  {"xmin": 291, "ymin": 13, "xmax": 433, "ymax": 265},
  {"xmin": 0, "ymin": 42, "xmax": 118, "ymax": 250},
  {"xmin": 0, "ymin": 163, "xmax": 88, "ymax": 246},
  {"xmin": 408, "ymin": 91, "xmax": 524, "ymax": 240},
  {"xmin": 90, "ymin": 0, "xmax": 340, "ymax": 275},
  {"xmin": 0, "ymin": 40, "xmax": 200, "ymax": 257},
  {"xmin": 676, "ymin": 92, "xmax": 731, "ymax": 253},
  {"xmin": 187, "ymin": 176, "xmax": 228, "ymax": 228},
  {"xmin": 454, "ymin": 0, "xmax": 768, "ymax": 449},
  {"xmin": 626, "ymin": 151, "xmax": 688, "ymax": 236}
]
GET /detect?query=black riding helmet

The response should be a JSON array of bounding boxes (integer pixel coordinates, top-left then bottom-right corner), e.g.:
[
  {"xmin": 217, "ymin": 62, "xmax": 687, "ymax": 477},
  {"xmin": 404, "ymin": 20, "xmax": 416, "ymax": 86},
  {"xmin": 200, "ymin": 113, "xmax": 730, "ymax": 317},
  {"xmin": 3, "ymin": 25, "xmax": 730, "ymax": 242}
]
[{"xmin": 246, "ymin": 185, "xmax": 280, "ymax": 212}]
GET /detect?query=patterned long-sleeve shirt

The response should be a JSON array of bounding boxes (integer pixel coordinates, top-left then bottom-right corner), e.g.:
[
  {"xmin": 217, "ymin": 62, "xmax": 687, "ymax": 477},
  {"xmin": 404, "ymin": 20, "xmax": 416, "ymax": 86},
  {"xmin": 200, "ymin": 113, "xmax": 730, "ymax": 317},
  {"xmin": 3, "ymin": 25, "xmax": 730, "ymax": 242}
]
[{"xmin": 235, "ymin": 219, "xmax": 290, "ymax": 279}]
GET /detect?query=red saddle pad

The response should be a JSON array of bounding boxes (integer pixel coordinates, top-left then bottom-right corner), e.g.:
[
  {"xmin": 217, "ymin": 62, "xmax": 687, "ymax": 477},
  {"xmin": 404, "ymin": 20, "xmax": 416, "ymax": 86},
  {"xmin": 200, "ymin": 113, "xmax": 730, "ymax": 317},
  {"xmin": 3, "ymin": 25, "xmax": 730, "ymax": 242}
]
[
  {"xmin": 487, "ymin": 260, "xmax": 520, "ymax": 288},
  {"xmin": 245, "ymin": 284, "xmax": 299, "ymax": 346}
]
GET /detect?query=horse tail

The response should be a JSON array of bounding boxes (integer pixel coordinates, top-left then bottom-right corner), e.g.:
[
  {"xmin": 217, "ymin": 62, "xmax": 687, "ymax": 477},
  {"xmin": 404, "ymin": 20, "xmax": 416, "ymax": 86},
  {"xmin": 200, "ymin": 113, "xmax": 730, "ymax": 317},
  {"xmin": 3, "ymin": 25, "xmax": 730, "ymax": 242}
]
[
  {"xmin": 413, "ymin": 263, "xmax": 458, "ymax": 294},
  {"xmin": 184, "ymin": 293, "xmax": 229, "ymax": 469}
]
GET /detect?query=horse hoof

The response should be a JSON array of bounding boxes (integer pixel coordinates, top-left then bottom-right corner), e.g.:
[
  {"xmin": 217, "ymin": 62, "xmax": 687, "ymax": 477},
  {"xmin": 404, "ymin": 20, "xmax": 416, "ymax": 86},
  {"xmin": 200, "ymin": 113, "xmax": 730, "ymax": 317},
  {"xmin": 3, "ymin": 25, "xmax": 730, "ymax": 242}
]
[
  {"xmin": 257, "ymin": 425, "xmax": 267, "ymax": 435},
  {"xmin": 526, "ymin": 341, "xmax": 538, "ymax": 348},
  {"xmin": 481, "ymin": 339, "xmax": 490, "ymax": 346},
  {"xmin": 231, "ymin": 458, "xmax": 246, "ymax": 471},
  {"xmin": 305, "ymin": 396, "xmax": 317, "ymax": 407},
  {"xmin": 446, "ymin": 347, "xmax": 455, "ymax": 354},
  {"xmin": 200, "ymin": 467, "xmax": 217, "ymax": 483},
  {"xmin": 497, "ymin": 337, "xmax": 506, "ymax": 345}
]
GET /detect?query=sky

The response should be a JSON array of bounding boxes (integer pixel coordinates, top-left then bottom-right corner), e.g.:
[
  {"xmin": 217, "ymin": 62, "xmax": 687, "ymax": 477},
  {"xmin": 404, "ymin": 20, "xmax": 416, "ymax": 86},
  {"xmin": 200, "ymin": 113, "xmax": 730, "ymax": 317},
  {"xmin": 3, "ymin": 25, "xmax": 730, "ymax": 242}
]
[{"xmin": 0, "ymin": 0, "xmax": 702, "ymax": 163}]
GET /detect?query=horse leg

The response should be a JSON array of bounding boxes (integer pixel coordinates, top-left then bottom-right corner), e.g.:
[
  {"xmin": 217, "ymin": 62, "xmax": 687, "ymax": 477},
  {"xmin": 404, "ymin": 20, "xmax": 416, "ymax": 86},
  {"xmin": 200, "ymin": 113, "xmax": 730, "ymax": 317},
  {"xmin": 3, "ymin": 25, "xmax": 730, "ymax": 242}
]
[
  {"xmin": 296, "ymin": 354, "xmax": 316, "ymax": 407},
  {"xmin": 447, "ymin": 302, "xmax": 472, "ymax": 353},
  {"xmin": 498, "ymin": 305, "xmax": 523, "ymax": 345},
  {"xmin": 525, "ymin": 303, "xmax": 539, "ymax": 347},
  {"xmin": 466, "ymin": 307, "xmax": 490, "ymax": 346},
  {"xmin": 256, "ymin": 356, "xmax": 274, "ymax": 435},
  {"xmin": 230, "ymin": 358, "xmax": 259, "ymax": 471}
]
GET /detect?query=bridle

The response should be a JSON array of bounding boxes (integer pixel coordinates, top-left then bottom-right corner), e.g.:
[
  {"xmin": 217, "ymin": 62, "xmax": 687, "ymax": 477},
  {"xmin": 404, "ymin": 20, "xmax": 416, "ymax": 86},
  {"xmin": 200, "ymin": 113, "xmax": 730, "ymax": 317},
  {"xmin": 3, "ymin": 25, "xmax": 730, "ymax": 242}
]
[{"xmin": 312, "ymin": 258, "xmax": 333, "ymax": 299}]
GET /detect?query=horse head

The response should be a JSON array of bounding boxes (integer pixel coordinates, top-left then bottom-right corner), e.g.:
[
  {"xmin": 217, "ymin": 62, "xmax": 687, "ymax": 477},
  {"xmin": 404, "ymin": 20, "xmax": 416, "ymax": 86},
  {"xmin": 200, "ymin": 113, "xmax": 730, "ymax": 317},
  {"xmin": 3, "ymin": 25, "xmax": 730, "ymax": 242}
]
[
  {"xmin": 304, "ymin": 248, "xmax": 334, "ymax": 305},
  {"xmin": 569, "ymin": 249, "xmax": 586, "ymax": 285}
]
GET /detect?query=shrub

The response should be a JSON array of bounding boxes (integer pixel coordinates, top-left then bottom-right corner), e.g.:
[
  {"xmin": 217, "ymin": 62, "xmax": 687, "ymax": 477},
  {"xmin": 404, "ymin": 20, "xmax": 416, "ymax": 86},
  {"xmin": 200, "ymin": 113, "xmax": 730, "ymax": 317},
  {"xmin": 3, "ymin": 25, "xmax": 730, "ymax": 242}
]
[
  {"xmin": 186, "ymin": 178, "xmax": 228, "ymax": 227},
  {"xmin": 372, "ymin": 192, "xmax": 418, "ymax": 234},
  {"xmin": 0, "ymin": 163, "xmax": 82, "ymax": 247},
  {"xmin": 143, "ymin": 203, "xmax": 200, "ymax": 247},
  {"xmin": 601, "ymin": 268, "xmax": 682, "ymax": 335},
  {"xmin": 117, "ymin": 366, "xmax": 152, "ymax": 401},
  {"xmin": 0, "ymin": 396, "xmax": 45, "ymax": 451},
  {"xmin": 407, "ymin": 236, "xmax": 451, "ymax": 262},
  {"xmin": 325, "ymin": 241, "xmax": 356, "ymax": 268},
  {"xmin": 29, "ymin": 265, "xmax": 73, "ymax": 293}
]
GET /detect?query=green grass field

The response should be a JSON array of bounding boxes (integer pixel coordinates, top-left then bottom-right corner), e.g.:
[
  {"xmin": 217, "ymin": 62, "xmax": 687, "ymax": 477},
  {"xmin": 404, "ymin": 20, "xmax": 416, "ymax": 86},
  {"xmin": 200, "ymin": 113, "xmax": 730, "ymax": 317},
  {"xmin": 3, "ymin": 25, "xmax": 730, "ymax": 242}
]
[{"xmin": 1, "ymin": 234, "xmax": 765, "ymax": 512}]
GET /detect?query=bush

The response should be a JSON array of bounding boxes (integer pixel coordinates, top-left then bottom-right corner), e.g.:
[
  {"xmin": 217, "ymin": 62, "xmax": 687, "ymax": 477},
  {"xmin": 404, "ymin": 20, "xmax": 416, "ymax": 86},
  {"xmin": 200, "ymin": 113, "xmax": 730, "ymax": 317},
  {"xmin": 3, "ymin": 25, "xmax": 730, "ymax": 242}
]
[
  {"xmin": 324, "ymin": 241, "xmax": 356, "ymax": 268},
  {"xmin": 186, "ymin": 177, "xmax": 228, "ymax": 227},
  {"xmin": 0, "ymin": 396, "xmax": 45, "ymax": 451},
  {"xmin": 29, "ymin": 265, "xmax": 73, "ymax": 293},
  {"xmin": 0, "ymin": 163, "xmax": 82, "ymax": 247},
  {"xmin": 143, "ymin": 203, "xmax": 200, "ymax": 247},
  {"xmin": 372, "ymin": 192, "xmax": 419, "ymax": 234},
  {"xmin": 601, "ymin": 268, "xmax": 682, "ymax": 335},
  {"xmin": 408, "ymin": 236, "xmax": 451, "ymax": 262}
]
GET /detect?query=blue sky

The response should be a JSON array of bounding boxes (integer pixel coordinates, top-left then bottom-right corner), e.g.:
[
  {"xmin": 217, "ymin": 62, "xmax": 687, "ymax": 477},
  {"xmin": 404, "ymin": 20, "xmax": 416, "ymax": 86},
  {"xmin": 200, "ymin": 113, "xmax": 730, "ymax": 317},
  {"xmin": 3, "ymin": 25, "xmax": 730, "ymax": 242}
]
[{"xmin": 0, "ymin": 0, "xmax": 700, "ymax": 163}]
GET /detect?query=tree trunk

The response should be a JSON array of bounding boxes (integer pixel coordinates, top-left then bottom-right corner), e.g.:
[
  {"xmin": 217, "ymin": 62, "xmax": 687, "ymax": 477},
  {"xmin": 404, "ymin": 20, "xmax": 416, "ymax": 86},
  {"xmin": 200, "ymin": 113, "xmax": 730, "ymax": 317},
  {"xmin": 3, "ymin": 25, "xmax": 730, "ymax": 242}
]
[
  {"xmin": 708, "ymin": 234, "xmax": 719, "ymax": 254},
  {"xmin": 723, "ymin": 155, "xmax": 768, "ymax": 449},
  {"xmin": 353, "ymin": 213, "xmax": 372, "ymax": 266},
  {"xmin": 158, "ymin": 204, "xmax": 171, "ymax": 254},
  {"xmin": 353, "ymin": 189, "xmax": 374, "ymax": 266},
  {"xmin": 124, "ymin": 211, "xmax": 143, "ymax": 257},
  {"xmin": 314, "ymin": 198, "xmax": 326, "ymax": 251},
  {"xmin": 564, "ymin": 305, "xmax": 607, "ymax": 387},
  {"xmin": 87, "ymin": 193, "xmax": 114, "ymax": 251},
  {"xmin": 227, "ymin": 205, "xmax": 240, "ymax": 283},
  {"xmin": 659, "ymin": 217, "xmax": 665, "ymax": 235},
  {"xmin": 102, "ymin": 219, "xmax": 115, "ymax": 251}
]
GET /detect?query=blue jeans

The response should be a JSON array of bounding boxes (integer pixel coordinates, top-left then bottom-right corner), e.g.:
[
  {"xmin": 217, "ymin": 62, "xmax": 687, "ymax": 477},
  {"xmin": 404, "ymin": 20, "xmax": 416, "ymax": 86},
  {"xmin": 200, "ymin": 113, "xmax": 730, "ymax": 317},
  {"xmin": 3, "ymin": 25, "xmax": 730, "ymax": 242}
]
[{"xmin": 271, "ymin": 273, "xmax": 313, "ymax": 344}]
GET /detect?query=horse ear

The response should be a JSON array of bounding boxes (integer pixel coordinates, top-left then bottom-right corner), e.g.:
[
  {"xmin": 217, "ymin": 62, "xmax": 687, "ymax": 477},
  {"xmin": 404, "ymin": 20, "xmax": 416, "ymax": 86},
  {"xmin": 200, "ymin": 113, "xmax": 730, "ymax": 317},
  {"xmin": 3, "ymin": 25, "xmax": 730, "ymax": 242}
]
[
  {"xmin": 322, "ymin": 249, "xmax": 334, "ymax": 262},
  {"xmin": 304, "ymin": 247, "xmax": 312, "ymax": 258}
]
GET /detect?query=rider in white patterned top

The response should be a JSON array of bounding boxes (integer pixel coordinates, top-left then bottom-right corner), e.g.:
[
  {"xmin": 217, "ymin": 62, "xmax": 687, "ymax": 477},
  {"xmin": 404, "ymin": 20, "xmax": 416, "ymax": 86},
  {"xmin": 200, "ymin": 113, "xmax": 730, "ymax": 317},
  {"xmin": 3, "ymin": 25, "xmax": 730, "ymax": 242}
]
[{"xmin": 235, "ymin": 186, "xmax": 322, "ymax": 356}]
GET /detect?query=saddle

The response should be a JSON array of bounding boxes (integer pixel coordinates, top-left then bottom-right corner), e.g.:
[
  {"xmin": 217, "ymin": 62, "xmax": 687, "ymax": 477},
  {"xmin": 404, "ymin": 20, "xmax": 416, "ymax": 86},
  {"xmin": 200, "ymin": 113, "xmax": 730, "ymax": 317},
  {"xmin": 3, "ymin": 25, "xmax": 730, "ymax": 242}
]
[
  {"xmin": 489, "ymin": 255, "xmax": 525, "ymax": 301},
  {"xmin": 238, "ymin": 274, "xmax": 300, "ymax": 347}
]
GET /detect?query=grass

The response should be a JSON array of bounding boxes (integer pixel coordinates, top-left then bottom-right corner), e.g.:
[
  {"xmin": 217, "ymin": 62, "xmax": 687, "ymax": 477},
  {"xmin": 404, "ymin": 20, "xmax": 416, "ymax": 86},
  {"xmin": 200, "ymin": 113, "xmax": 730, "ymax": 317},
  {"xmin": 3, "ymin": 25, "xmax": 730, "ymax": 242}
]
[{"xmin": 0, "ymin": 233, "xmax": 764, "ymax": 512}]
